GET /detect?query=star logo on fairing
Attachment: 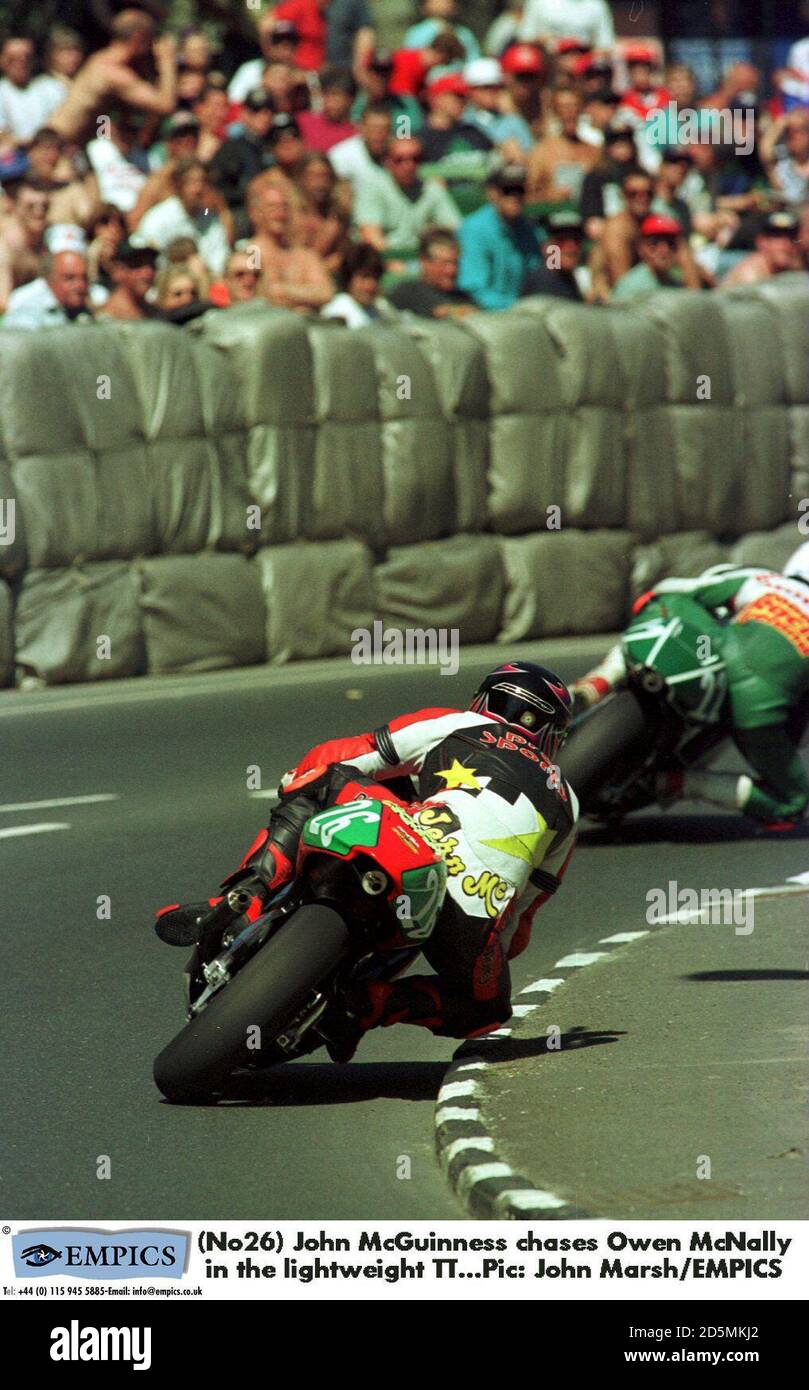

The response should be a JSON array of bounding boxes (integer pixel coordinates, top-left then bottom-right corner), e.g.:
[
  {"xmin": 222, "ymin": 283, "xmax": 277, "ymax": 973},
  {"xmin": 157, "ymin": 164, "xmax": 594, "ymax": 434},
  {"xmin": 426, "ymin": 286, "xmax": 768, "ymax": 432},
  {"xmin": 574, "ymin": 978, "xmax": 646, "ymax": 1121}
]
[
  {"xmin": 435, "ymin": 760, "xmax": 490, "ymax": 793},
  {"xmin": 481, "ymin": 810, "xmax": 556, "ymax": 868}
]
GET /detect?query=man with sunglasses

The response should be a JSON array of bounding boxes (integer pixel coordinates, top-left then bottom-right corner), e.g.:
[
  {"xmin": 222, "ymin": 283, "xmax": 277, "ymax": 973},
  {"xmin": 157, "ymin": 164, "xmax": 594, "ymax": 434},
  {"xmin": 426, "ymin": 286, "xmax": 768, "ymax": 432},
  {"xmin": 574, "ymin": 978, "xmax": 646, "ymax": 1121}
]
[{"xmin": 458, "ymin": 163, "xmax": 541, "ymax": 309}]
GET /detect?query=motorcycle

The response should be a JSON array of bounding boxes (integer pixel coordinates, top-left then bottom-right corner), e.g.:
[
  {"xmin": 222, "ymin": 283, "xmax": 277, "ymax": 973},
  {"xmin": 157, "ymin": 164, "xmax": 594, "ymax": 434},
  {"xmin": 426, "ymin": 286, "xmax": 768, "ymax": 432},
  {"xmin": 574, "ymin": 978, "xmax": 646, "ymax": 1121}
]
[
  {"xmin": 153, "ymin": 780, "xmax": 447, "ymax": 1103},
  {"xmin": 558, "ymin": 591, "xmax": 731, "ymax": 821}
]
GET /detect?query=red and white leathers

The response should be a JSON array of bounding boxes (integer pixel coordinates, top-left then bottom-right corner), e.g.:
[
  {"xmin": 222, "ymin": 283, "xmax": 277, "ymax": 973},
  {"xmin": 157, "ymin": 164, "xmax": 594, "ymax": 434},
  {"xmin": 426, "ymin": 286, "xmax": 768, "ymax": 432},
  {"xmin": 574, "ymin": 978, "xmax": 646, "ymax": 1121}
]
[{"xmin": 266, "ymin": 707, "xmax": 579, "ymax": 1038}]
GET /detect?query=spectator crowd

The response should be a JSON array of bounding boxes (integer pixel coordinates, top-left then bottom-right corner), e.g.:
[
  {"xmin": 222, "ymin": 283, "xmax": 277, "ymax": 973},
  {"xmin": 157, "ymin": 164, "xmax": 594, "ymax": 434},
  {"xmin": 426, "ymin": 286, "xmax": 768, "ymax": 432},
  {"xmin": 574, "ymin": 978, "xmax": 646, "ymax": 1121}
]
[{"xmin": 1, "ymin": 0, "xmax": 808, "ymax": 330}]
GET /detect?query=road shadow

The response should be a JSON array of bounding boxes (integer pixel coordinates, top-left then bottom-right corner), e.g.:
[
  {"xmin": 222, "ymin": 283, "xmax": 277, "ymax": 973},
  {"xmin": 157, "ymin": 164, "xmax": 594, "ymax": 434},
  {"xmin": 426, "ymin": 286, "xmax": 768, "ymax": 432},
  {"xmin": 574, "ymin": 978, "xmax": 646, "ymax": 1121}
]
[
  {"xmin": 578, "ymin": 813, "xmax": 809, "ymax": 847},
  {"xmin": 155, "ymin": 1029, "xmax": 626, "ymax": 1107},
  {"xmin": 457, "ymin": 1025, "xmax": 624, "ymax": 1067},
  {"xmin": 166, "ymin": 1059, "xmax": 451, "ymax": 1108},
  {"xmin": 683, "ymin": 969, "xmax": 809, "ymax": 982}
]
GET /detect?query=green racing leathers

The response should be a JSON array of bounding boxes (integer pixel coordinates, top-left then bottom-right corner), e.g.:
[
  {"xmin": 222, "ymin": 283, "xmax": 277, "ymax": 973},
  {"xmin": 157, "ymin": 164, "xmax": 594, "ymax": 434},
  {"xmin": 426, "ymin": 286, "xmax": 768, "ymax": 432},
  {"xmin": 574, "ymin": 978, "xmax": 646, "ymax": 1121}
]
[{"xmin": 576, "ymin": 565, "xmax": 809, "ymax": 823}]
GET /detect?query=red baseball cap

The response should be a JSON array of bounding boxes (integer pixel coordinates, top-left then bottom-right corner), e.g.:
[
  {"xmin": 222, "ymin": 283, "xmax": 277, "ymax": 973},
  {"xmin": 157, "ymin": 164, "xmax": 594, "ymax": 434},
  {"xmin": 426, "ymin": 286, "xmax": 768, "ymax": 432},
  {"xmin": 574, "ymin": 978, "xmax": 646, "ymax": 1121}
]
[
  {"xmin": 573, "ymin": 53, "xmax": 612, "ymax": 77},
  {"xmin": 640, "ymin": 214, "xmax": 683, "ymax": 237},
  {"xmin": 501, "ymin": 44, "xmax": 544, "ymax": 76},
  {"xmin": 624, "ymin": 43, "xmax": 657, "ymax": 66},
  {"xmin": 427, "ymin": 72, "xmax": 469, "ymax": 99},
  {"xmin": 557, "ymin": 36, "xmax": 591, "ymax": 55}
]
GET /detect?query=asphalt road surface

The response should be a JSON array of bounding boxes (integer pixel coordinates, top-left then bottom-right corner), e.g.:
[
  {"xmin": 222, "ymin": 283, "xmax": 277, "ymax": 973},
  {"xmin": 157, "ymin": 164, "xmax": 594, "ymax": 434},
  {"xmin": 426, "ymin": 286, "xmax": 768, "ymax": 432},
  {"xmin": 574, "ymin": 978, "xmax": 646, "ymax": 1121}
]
[{"xmin": 2, "ymin": 643, "xmax": 807, "ymax": 1221}]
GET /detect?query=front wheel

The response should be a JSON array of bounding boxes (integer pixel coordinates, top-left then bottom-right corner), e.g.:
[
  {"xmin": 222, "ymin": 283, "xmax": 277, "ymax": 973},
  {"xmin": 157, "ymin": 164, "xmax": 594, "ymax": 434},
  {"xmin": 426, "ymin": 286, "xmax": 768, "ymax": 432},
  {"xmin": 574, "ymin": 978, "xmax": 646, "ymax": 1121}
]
[{"xmin": 154, "ymin": 904, "xmax": 350, "ymax": 1103}]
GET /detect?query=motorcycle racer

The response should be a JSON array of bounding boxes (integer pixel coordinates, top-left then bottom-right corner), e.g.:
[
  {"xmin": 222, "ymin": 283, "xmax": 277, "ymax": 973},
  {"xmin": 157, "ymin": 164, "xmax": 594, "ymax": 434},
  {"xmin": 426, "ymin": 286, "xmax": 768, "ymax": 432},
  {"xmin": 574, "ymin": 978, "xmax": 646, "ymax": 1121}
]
[
  {"xmin": 156, "ymin": 662, "xmax": 578, "ymax": 1060},
  {"xmin": 571, "ymin": 552, "xmax": 809, "ymax": 827}
]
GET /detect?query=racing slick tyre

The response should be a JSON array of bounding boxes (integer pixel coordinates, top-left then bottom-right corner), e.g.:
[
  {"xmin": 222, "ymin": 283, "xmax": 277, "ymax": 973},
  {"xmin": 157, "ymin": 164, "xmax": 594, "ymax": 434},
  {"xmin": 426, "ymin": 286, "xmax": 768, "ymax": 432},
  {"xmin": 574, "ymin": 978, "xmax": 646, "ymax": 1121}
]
[
  {"xmin": 558, "ymin": 689, "xmax": 655, "ymax": 814},
  {"xmin": 153, "ymin": 905, "xmax": 350, "ymax": 1103}
]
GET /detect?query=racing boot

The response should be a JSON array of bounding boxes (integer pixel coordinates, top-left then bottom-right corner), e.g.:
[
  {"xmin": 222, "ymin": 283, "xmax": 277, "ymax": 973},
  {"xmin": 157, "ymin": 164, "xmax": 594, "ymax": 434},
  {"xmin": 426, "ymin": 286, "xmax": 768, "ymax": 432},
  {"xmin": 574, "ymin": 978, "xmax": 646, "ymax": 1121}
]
[
  {"xmin": 319, "ymin": 981, "xmax": 394, "ymax": 1064},
  {"xmin": 155, "ymin": 897, "xmax": 225, "ymax": 948}
]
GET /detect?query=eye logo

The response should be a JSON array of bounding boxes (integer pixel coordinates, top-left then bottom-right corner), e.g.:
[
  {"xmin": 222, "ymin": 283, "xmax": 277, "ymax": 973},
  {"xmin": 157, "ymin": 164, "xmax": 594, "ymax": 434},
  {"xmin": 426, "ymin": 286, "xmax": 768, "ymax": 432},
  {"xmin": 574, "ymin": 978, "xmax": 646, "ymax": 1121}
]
[{"xmin": 21, "ymin": 1243, "xmax": 62, "ymax": 1267}]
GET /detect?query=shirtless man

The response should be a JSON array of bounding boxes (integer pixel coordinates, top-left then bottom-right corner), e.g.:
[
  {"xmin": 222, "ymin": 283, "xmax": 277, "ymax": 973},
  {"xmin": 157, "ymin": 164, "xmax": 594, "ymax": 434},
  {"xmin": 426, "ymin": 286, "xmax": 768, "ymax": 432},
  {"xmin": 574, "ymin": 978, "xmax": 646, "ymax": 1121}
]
[
  {"xmin": 245, "ymin": 178, "xmax": 334, "ymax": 314},
  {"xmin": 526, "ymin": 88, "xmax": 599, "ymax": 203},
  {"xmin": 0, "ymin": 178, "xmax": 50, "ymax": 312},
  {"xmin": 48, "ymin": 10, "xmax": 177, "ymax": 144}
]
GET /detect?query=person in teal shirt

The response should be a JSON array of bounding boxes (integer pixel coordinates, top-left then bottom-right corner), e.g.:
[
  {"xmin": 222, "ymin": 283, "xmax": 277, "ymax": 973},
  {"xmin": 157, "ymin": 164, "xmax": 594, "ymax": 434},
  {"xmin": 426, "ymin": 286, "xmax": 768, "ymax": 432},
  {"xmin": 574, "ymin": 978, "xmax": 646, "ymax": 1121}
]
[
  {"xmin": 457, "ymin": 165, "xmax": 542, "ymax": 310},
  {"xmin": 403, "ymin": 1, "xmax": 481, "ymax": 63}
]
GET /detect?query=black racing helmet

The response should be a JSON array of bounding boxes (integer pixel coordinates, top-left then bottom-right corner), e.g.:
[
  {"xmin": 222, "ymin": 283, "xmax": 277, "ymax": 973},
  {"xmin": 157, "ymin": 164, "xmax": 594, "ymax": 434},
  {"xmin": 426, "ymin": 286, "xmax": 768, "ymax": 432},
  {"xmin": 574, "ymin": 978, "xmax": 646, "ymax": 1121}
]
[{"xmin": 470, "ymin": 661, "xmax": 573, "ymax": 760}]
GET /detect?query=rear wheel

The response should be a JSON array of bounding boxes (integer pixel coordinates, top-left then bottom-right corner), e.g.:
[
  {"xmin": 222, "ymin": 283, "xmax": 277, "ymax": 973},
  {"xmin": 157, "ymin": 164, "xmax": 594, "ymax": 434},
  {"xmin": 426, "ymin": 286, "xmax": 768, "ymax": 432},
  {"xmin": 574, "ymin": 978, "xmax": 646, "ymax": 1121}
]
[
  {"xmin": 559, "ymin": 690, "xmax": 657, "ymax": 815},
  {"xmin": 154, "ymin": 904, "xmax": 350, "ymax": 1103}
]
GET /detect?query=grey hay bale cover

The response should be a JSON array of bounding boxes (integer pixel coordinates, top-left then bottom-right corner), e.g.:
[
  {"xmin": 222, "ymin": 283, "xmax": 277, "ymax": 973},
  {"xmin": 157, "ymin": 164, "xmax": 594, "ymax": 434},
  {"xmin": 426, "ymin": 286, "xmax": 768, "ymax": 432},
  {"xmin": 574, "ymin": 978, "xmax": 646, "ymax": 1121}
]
[
  {"xmin": 604, "ymin": 306, "xmax": 678, "ymax": 539},
  {"xmin": 136, "ymin": 553, "xmax": 266, "ymax": 674},
  {"xmin": 731, "ymin": 522, "xmax": 803, "ymax": 571},
  {"xmin": 631, "ymin": 523, "xmax": 803, "ymax": 599},
  {"xmin": 461, "ymin": 310, "xmax": 567, "ymax": 537},
  {"xmin": 305, "ymin": 323, "xmax": 384, "ymax": 543},
  {"xmin": 748, "ymin": 273, "xmax": 809, "ymax": 406},
  {"xmin": 513, "ymin": 299, "xmax": 629, "ymax": 527},
  {"xmin": 497, "ymin": 530, "xmax": 635, "ymax": 641},
  {"xmin": 630, "ymin": 532, "xmax": 730, "ymax": 596},
  {"xmin": 0, "ymin": 326, "xmax": 158, "ymax": 566},
  {"xmin": 14, "ymin": 562, "xmax": 145, "ymax": 685},
  {"xmin": 400, "ymin": 317, "xmax": 490, "ymax": 534},
  {"xmin": 116, "ymin": 322, "xmax": 217, "ymax": 555},
  {"xmin": 714, "ymin": 293, "xmax": 791, "ymax": 533},
  {"xmin": 255, "ymin": 539, "xmax": 374, "ymax": 662},
  {"xmin": 354, "ymin": 324, "xmax": 454, "ymax": 546},
  {"xmin": 192, "ymin": 305, "xmax": 316, "ymax": 544},
  {"xmin": 373, "ymin": 534, "xmax": 505, "ymax": 645},
  {"xmin": 189, "ymin": 337, "xmax": 255, "ymax": 554}
]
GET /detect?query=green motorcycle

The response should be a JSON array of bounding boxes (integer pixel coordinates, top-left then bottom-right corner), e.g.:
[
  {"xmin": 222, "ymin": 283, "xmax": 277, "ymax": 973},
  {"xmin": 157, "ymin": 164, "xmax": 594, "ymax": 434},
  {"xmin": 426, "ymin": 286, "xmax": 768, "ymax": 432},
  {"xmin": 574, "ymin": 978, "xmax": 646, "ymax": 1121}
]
[{"xmin": 558, "ymin": 592, "xmax": 730, "ymax": 820}]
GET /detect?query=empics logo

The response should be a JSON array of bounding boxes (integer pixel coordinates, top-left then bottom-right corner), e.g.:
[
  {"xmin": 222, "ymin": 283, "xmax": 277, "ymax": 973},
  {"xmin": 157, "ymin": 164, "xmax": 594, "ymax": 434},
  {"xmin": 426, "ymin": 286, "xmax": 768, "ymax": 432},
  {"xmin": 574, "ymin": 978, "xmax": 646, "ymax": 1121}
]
[
  {"xmin": 50, "ymin": 1321, "xmax": 152, "ymax": 1372},
  {"xmin": 12, "ymin": 1228, "xmax": 188, "ymax": 1278}
]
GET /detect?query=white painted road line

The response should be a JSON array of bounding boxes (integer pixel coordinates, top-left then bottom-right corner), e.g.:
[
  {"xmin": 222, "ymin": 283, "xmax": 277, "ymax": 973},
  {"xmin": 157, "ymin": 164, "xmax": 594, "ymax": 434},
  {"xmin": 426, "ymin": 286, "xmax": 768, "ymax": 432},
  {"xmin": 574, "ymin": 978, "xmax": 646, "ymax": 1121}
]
[
  {"xmin": 553, "ymin": 951, "xmax": 608, "ymax": 968},
  {"xmin": 0, "ymin": 822, "xmax": 70, "ymax": 839},
  {"xmin": 0, "ymin": 794, "xmax": 117, "ymax": 814},
  {"xmin": 600, "ymin": 931, "xmax": 650, "ymax": 944},
  {"xmin": 522, "ymin": 977, "xmax": 564, "ymax": 994}
]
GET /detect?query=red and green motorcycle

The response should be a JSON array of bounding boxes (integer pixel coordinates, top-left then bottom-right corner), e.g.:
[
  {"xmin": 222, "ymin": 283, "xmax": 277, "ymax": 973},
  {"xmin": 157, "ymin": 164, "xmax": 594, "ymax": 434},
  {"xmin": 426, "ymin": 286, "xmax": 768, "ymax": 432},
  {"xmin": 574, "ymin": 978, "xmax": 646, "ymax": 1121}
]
[{"xmin": 153, "ymin": 780, "xmax": 447, "ymax": 1103}]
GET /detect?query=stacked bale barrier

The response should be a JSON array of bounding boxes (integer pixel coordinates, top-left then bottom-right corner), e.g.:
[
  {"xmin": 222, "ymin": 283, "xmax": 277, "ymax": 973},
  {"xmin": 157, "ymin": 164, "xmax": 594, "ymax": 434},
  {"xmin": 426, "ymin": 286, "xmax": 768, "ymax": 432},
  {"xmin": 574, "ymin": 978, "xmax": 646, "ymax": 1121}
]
[{"xmin": 0, "ymin": 272, "xmax": 806, "ymax": 688}]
